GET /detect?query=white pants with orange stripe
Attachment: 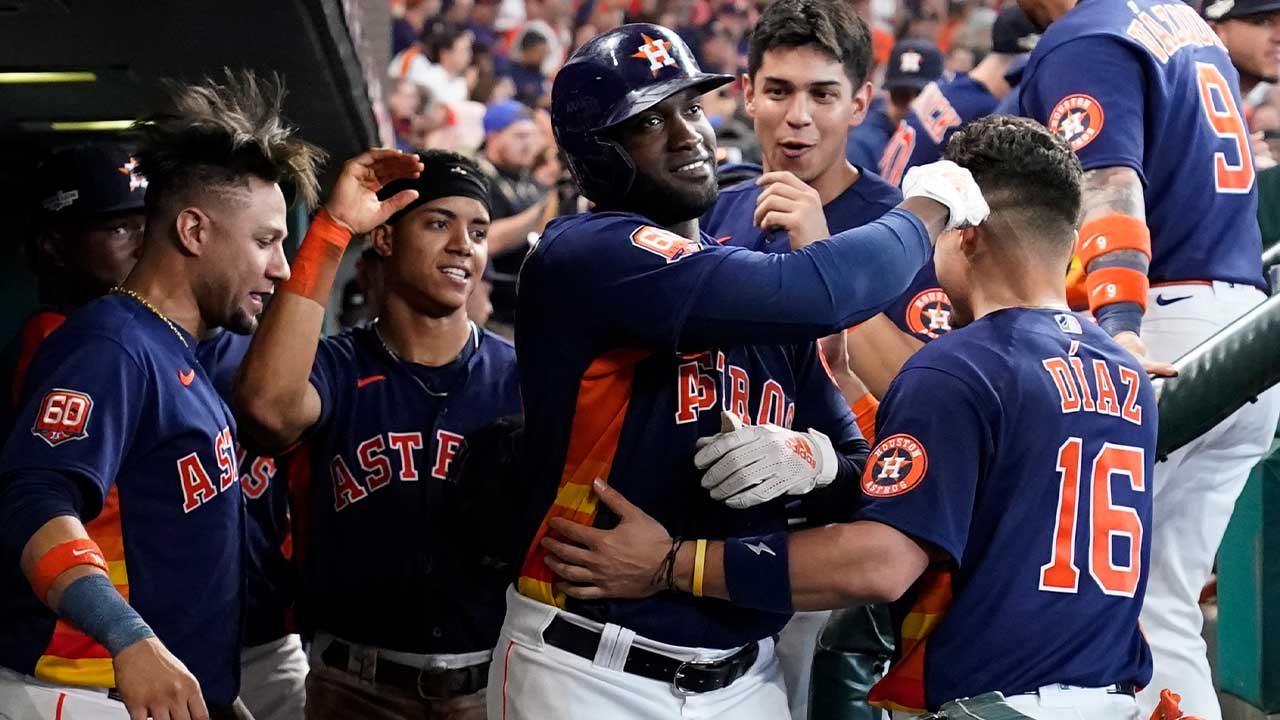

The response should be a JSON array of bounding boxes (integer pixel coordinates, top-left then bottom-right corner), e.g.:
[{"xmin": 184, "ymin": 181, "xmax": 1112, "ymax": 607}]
[
  {"xmin": 487, "ymin": 586, "xmax": 789, "ymax": 720},
  {"xmin": 1135, "ymin": 281, "xmax": 1280, "ymax": 720},
  {"xmin": 0, "ymin": 667, "xmax": 128, "ymax": 720}
]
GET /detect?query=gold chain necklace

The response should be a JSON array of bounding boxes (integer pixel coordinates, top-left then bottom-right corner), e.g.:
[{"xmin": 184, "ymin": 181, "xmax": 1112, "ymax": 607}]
[{"xmin": 110, "ymin": 287, "xmax": 190, "ymax": 350}]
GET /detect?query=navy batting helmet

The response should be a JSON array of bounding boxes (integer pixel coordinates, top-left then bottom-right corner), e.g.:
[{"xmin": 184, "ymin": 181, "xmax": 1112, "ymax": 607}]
[{"xmin": 551, "ymin": 23, "xmax": 733, "ymax": 205}]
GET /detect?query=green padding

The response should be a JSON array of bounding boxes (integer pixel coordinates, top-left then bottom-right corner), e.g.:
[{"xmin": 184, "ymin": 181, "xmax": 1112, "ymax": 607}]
[
  {"xmin": 1218, "ymin": 428, "xmax": 1280, "ymax": 712},
  {"xmin": 809, "ymin": 605, "xmax": 894, "ymax": 720}
]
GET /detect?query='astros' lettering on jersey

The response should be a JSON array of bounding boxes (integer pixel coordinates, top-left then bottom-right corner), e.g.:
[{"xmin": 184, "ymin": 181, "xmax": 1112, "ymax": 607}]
[
  {"xmin": 294, "ymin": 324, "xmax": 520, "ymax": 654},
  {"xmin": 0, "ymin": 295, "xmax": 243, "ymax": 705},
  {"xmin": 1018, "ymin": 0, "xmax": 1265, "ymax": 289},
  {"xmin": 855, "ymin": 308, "xmax": 1155, "ymax": 712}
]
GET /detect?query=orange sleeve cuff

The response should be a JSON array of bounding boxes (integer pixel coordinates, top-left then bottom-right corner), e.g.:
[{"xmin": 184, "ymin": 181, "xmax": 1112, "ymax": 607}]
[
  {"xmin": 280, "ymin": 209, "xmax": 353, "ymax": 305},
  {"xmin": 851, "ymin": 393, "xmax": 879, "ymax": 444},
  {"xmin": 1086, "ymin": 265, "xmax": 1150, "ymax": 313},
  {"xmin": 31, "ymin": 538, "xmax": 109, "ymax": 604},
  {"xmin": 1076, "ymin": 214, "xmax": 1152, "ymax": 269}
]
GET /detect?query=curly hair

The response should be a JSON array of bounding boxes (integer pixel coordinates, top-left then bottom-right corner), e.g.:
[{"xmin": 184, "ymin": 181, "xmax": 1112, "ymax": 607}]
[
  {"xmin": 131, "ymin": 69, "xmax": 326, "ymax": 213},
  {"xmin": 748, "ymin": 0, "xmax": 872, "ymax": 87},
  {"xmin": 943, "ymin": 115, "xmax": 1083, "ymax": 231}
]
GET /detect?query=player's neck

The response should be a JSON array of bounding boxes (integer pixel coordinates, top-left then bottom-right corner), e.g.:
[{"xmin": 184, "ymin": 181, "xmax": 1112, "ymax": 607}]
[
  {"xmin": 121, "ymin": 253, "xmax": 206, "ymax": 339},
  {"xmin": 810, "ymin": 161, "xmax": 860, "ymax": 206},
  {"xmin": 968, "ymin": 267, "xmax": 1070, "ymax": 321},
  {"xmin": 376, "ymin": 293, "xmax": 473, "ymax": 367},
  {"xmin": 666, "ymin": 218, "xmax": 700, "ymax": 242},
  {"xmin": 1238, "ymin": 72, "xmax": 1261, "ymax": 98},
  {"xmin": 968, "ymin": 55, "xmax": 1014, "ymax": 100}
]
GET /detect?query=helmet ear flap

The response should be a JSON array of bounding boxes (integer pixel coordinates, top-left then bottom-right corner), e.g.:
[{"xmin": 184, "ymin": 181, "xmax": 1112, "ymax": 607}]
[{"xmin": 568, "ymin": 132, "xmax": 636, "ymax": 206}]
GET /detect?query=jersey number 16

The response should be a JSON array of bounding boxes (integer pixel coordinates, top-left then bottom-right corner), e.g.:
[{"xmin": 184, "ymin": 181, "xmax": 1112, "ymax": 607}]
[{"xmin": 1039, "ymin": 438, "xmax": 1146, "ymax": 597}]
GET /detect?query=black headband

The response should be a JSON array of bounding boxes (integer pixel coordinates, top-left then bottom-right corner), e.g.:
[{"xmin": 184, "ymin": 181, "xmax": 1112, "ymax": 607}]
[{"xmin": 377, "ymin": 153, "xmax": 492, "ymax": 226}]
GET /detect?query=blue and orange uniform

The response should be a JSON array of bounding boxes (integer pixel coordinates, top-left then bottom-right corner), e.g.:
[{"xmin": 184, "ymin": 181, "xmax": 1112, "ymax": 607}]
[
  {"xmin": 879, "ymin": 76, "xmax": 1001, "ymax": 187},
  {"xmin": 856, "ymin": 308, "xmax": 1156, "ymax": 712},
  {"xmin": 0, "ymin": 293, "xmax": 243, "ymax": 704},
  {"xmin": 295, "ymin": 322, "xmax": 520, "ymax": 653},
  {"xmin": 515, "ymin": 206, "xmax": 933, "ymax": 647}
]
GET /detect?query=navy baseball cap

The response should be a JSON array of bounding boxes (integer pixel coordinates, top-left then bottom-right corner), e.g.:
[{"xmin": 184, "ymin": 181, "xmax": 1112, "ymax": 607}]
[
  {"xmin": 36, "ymin": 143, "xmax": 148, "ymax": 221},
  {"xmin": 1202, "ymin": 0, "xmax": 1280, "ymax": 19},
  {"xmin": 483, "ymin": 100, "xmax": 534, "ymax": 135},
  {"xmin": 884, "ymin": 39, "xmax": 944, "ymax": 92},
  {"xmin": 992, "ymin": 5, "xmax": 1042, "ymax": 54}
]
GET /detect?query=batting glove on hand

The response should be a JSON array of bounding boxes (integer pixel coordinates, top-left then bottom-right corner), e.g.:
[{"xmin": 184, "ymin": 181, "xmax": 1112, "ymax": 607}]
[
  {"xmin": 901, "ymin": 160, "xmax": 989, "ymax": 230},
  {"xmin": 694, "ymin": 413, "xmax": 838, "ymax": 509}
]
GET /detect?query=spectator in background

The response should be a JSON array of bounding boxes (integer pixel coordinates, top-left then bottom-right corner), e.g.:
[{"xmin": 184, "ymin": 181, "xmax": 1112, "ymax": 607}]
[
  {"xmin": 847, "ymin": 38, "xmax": 944, "ymax": 170},
  {"xmin": 387, "ymin": 78, "xmax": 431, "ymax": 152},
  {"xmin": 392, "ymin": 0, "xmax": 443, "ymax": 56},
  {"xmin": 389, "ymin": 22, "xmax": 474, "ymax": 106},
  {"xmin": 475, "ymin": 100, "xmax": 553, "ymax": 327},
  {"xmin": 466, "ymin": 0, "xmax": 501, "ymax": 51},
  {"xmin": 506, "ymin": 30, "xmax": 551, "ymax": 107},
  {"xmin": 946, "ymin": 45, "xmax": 976, "ymax": 74}
]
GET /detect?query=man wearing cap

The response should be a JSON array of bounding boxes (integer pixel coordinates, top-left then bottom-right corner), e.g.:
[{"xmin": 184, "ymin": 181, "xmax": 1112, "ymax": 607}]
[
  {"xmin": 1204, "ymin": 0, "xmax": 1280, "ymax": 97},
  {"xmin": 475, "ymin": 100, "xmax": 554, "ymax": 328},
  {"xmin": 0, "ymin": 144, "xmax": 146, "ymax": 433},
  {"xmin": 846, "ymin": 39, "xmax": 945, "ymax": 172},
  {"xmin": 235, "ymin": 149, "xmax": 521, "ymax": 720}
]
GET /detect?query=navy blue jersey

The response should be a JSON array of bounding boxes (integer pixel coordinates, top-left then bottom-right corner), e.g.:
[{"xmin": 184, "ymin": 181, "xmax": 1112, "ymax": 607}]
[
  {"xmin": 880, "ymin": 76, "xmax": 1000, "ymax": 186},
  {"xmin": 883, "ymin": 262, "xmax": 954, "ymax": 342},
  {"xmin": 993, "ymin": 56, "xmax": 1030, "ymax": 116},
  {"xmin": 295, "ymin": 324, "xmax": 520, "ymax": 653},
  {"xmin": 855, "ymin": 308, "xmax": 1155, "ymax": 712},
  {"xmin": 1018, "ymin": 0, "xmax": 1265, "ymax": 289},
  {"xmin": 703, "ymin": 169, "xmax": 901, "ymax": 254},
  {"xmin": 847, "ymin": 97, "xmax": 898, "ymax": 171},
  {"xmin": 196, "ymin": 331, "xmax": 293, "ymax": 647},
  {"xmin": 515, "ymin": 209, "xmax": 937, "ymax": 648},
  {"xmin": 0, "ymin": 295, "xmax": 242, "ymax": 704}
]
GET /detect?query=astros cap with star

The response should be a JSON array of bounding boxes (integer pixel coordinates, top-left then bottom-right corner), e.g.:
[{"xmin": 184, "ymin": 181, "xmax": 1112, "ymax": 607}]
[
  {"xmin": 884, "ymin": 39, "xmax": 945, "ymax": 92},
  {"xmin": 35, "ymin": 143, "xmax": 148, "ymax": 222}
]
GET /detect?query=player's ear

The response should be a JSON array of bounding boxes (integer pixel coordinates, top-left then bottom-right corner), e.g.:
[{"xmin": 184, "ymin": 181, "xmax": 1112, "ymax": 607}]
[
  {"xmin": 850, "ymin": 81, "xmax": 874, "ymax": 126},
  {"xmin": 370, "ymin": 223, "xmax": 394, "ymax": 258},
  {"xmin": 742, "ymin": 74, "xmax": 755, "ymax": 116},
  {"xmin": 34, "ymin": 228, "xmax": 68, "ymax": 271},
  {"xmin": 174, "ymin": 207, "xmax": 209, "ymax": 257},
  {"xmin": 959, "ymin": 226, "xmax": 980, "ymax": 257}
]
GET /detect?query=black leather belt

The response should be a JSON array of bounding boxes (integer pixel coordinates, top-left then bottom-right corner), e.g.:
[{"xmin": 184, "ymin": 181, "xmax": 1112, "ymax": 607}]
[
  {"xmin": 321, "ymin": 639, "xmax": 489, "ymax": 699},
  {"xmin": 541, "ymin": 615, "xmax": 758, "ymax": 694}
]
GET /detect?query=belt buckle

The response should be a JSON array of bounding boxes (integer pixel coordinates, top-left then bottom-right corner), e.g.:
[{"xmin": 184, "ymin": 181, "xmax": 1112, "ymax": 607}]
[
  {"xmin": 416, "ymin": 665, "xmax": 449, "ymax": 701},
  {"xmin": 671, "ymin": 657, "xmax": 721, "ymax": 696}
]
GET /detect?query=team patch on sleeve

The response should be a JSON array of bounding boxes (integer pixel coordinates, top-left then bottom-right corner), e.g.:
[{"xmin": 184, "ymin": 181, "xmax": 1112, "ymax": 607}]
[
  {"xmin": 1048, "ymin": 94, "xmax": 1105, "ymax": 151},
  {"xmin": 32, "ymin": 389, "xmax": 94, "ymax": 447},
  {"xmin": 630, "ymin": 225, "xmax": 702, "ymax": 263},
  {"xmin": 905, "ymin": 288, "xmax": 954, "ymax": 339},
  {"xmin": 862, "ymin": 433, "xmax": 928, "ymax": 497}
]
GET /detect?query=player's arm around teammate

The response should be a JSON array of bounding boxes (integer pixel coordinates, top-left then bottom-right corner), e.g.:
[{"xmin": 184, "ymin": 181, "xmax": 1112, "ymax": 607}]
[{"xmin": 233, "ymin": 149, "xmax": 421, "ymax": 450}]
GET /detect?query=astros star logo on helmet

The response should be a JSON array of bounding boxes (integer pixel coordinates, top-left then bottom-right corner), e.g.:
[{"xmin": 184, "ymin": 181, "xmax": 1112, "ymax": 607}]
[
  {"xmin": 118, "ymin": 156, "xmax": 148, "ymax": 192},
  {"xmin": 632, "ymin": 33, "xmax": 676, "ymax": 76}
]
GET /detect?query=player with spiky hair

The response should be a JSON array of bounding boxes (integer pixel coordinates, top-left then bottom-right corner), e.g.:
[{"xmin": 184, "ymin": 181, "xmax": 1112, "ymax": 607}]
[{"xmin": 0, "ymin": 70, "xmax": 324, "ymax": 720}]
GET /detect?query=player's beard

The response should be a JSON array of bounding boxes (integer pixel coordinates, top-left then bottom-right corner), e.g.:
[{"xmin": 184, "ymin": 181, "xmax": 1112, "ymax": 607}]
[{"xmin": 623, "ymin": 165, "xmax": 718, "ymax": 227}]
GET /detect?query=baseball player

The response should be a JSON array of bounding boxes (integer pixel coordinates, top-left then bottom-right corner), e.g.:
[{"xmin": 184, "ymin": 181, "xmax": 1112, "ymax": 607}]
[
  {"xmin": 0, "ymin": 143, "xmax": 146, "ymax": 434},
  {"xmin": 196, "ymin": 329, "xmax": 305, "ymax": 720},
  {"xmin": 846, "ymin": 39, "xmax": 945, "ymax": 172},
  {"xmin": 1203, "ymin": 0, "xmax": 1280, "ymax": 98},
  {"xmin": 233, "ymin": 149, "xmax": 520, "ymax": 720},
  {"xmin": 697, "ymin": 1, "xmax": 900, "ymax": 714},
  {"xmin": 1016, "ymin": 0, "xmax": 1280, "ymax": 715},
  {"xmin": 879, "ymin": 5, "xmax": 1041, "ymax": 186},
  {"xmin": 544, "ymin": 114, "xmax": 1157, "ymax": 720},
  {"xmin": 494, "ymin": 22, "xmax": 988, "ymax": 720},
  {"xmin": 0, "ymin": 71, "xmax": 320, "ymax": 720}
]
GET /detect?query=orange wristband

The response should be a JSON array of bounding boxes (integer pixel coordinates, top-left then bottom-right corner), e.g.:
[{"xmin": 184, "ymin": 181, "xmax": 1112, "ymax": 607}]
[
  {"xmin": 31, "ymin": 538, "xmax": 109, "ymax": 603},
  {"xmin": 1076, "ymin": 214, "xmax": 1151, "ymax": 269},
  {"xmin": 281, "ymin": 209, "xmax": 353, "ymax": 305},
  {"xmin": 851, "ymin": 392, "xmax": 879, "ymax": 444},
  {"xmin": 1086, "ymin": 265, "xmax": 1150, "ymax": 313}
]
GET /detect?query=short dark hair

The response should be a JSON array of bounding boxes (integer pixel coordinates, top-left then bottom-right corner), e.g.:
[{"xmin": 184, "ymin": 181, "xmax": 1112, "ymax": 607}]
[
  {"xmin": 426, "ymin": 23, "xmax": 469, "ymax": 62},
  {"xmin": 519, "ymin": 30, "xmax": 548, "ymax": 52},
  {"xmin": 748, "ymin": 0, "xmax": 873, "ymax": 87},
  {"xmin": 944, "ymin": 115, "xmax": 1083, "ymax": 236},
  {"xmin": 132, "ymin": 69, "xmax": 325, "ymax": 213}
]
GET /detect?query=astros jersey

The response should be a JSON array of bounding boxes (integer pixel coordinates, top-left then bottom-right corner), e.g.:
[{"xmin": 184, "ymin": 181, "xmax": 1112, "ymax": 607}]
[
  {"xmin": 0, "ymin": 294, "xmax": 243, "ymax": 704},
  {"xmin": 880, "ymin": 76, "xmax": 1000, "ymax": 186},
  {"xmin": 196, "ymin": 330, "xmax": 293, "ymax": 647},
  {"xmin": 295, "ymin": 324, "xmax": 520, "ymax": 653},
  {"xmin": 1018, "ymin": 0, "xmax": 1265, "ymax": 288},
  {"xmin": 516, "ymin": 210, "xmax": 896, "ymax": 649},
  {"xmin": 856, "ymin": 308, "xmax": 1155, "ymax": 711},
  {"xmin": 884, "ymin": 262, "xmax": 954, "ymax": 342},
  {"xmin": 847, "ymin": 97, "xmax": 899, "ymax": 171}
]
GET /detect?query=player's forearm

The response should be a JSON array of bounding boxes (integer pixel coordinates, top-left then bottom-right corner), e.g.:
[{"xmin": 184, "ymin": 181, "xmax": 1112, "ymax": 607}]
[
  {"xmin": 487, "ymin": 198, "xmax": 546, "ymax": 256},
  {"xmin": 1079, "ymin": 167, "xmax": 1151, "ymax": 336},
  {"xmin": 234, "ymin": 292, "xmax": 325, "ymax": 451},
  {"xmin": 20, "ymin": 516, "xmax": 103, "ymax": 608},
  {"xmin": 845, "ymin": 315, "xmax": 924, "ymax": 399}
]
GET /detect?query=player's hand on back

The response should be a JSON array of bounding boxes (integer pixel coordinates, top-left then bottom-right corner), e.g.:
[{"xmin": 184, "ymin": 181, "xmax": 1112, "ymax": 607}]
[
  {"xmin": 323, "ymin": 148, "xmax": 425, "ymax": 234},
  {"xmin": 752, "ymin": 171, "xmax": 831, "ymax": 250},
  {"xmin": 901, "ymin": 160, "xmax": 990, "ymax": 232},
  {"xmin": 1252, "ymin": 131, "xmax": 1277, "ymax": 171},
  {"xmin": 114, "ymin": 636, "xmax": 209, "ymax": 720},
  {"xmin": 1113, "ymin": 330, "xmax": 1177, "ymax": 379},
  {"xmin": 694, "ymin": 411, "xmax": 838, "ymax": 509}
]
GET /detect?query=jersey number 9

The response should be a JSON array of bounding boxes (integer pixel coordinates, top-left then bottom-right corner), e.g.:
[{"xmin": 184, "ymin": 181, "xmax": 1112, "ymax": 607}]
[
  {"xmin": 1196, "ymin": 62, "xmax": 1254, "ymax": 195},
  {"xmin": 1039, "ymin": 437, "xmax": 1146, "ymax": 597}
]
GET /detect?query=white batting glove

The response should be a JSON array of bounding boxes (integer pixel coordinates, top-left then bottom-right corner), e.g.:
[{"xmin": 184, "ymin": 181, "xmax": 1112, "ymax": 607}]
[
  {"xmin": 901, "ymin": 160, "xmax": 990, "ymax": 230},
  {"xmin": 694, "ymin": 415, "xmax": 838, "ymax": 510}
]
